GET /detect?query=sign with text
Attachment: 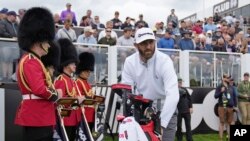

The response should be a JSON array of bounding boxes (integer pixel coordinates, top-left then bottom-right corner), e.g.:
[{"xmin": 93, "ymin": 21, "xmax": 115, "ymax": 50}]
[
  {"xmin": 230, "ymin": 125, "xmax": 250, "ymax": 140},
  {"xmin": 213, "ymin": 0, "xmax": 238, "ymax": 15}
]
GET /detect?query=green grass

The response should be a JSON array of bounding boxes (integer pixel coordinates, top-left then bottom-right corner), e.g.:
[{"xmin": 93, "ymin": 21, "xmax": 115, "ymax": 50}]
[{"xmin": 103, "ymin": 133, "xmax": 226, "ymax": 141}]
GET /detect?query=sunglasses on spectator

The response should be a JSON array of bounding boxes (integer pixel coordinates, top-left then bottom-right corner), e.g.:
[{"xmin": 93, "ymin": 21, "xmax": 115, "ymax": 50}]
[{"xmin": 106, "ymin": 30, "xmax": 112, "ymax": 32}]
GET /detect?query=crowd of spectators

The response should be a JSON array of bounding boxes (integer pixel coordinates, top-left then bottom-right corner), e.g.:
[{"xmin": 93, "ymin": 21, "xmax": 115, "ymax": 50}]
[{"xmin": 1, "ymin": 4, "xmax": 250, "ymax": 54}]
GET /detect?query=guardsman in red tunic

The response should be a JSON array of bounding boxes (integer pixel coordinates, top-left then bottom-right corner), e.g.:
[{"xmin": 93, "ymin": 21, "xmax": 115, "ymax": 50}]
[
  {"xmin": 54, "ymin": 38, "xmax": 82, "ymax": 141},
  {"xmin": 75, "ymin": 52, "xmax": 96, "ymax": 131},
  {"xmin": 15, "ymin": 7, "xmax": 61, "ymax": 141}
]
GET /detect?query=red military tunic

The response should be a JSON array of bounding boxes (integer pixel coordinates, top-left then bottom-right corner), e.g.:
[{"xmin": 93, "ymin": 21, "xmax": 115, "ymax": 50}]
[
  {"xmin": 54, "ymin": 74, "xmax": 82, "ymax": 126},
  {"xmin": 75, "ymin": 77, "xmax": 95, "ymax": 123},
  {"xmin": 15, "ymin": 53, "xmax": 56, "ymax": 126}
]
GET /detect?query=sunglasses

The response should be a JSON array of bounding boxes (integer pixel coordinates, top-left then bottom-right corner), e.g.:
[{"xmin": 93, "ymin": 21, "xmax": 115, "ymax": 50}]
[{"xmin": 106, "ymin": 30, "xmax": 111, "ymax": 32}]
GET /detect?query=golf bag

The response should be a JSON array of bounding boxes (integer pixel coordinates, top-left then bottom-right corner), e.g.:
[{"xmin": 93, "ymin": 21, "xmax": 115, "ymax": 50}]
[{"xmin": 112, "ymin": 84, "xmax": 161, "ymax": 141}]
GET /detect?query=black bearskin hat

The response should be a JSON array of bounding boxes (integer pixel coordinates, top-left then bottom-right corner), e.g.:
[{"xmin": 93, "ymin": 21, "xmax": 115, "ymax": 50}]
[
  {"xmin": 57, "ymin": 38, "xmax": 78, "ymax": 72},
  {"xmin": 18, "ymin": 7, "xmax": 55, "ymax": 52},
  {"xmin": 41, "ymin": 41, "xmax": 60, "ymax": 69},
  {"xmin": 76, "ymin": 52, "xmax": 95, "ymax": 74}
]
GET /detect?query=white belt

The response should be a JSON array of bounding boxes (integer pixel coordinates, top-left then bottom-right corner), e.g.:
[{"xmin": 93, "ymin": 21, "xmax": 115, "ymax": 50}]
[{"xmin": 22, "ymin": 94, "xmax": 43, "ymax": 100}]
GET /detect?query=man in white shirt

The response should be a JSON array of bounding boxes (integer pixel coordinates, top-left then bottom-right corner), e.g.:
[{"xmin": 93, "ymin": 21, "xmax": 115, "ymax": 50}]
[
  {"xmin": 121, "ymin": 27, "xmax": 179, "ymax": 141},
  {"xmin": 56, "ymin": 19, "xmax": 77, "ymax": 42}
]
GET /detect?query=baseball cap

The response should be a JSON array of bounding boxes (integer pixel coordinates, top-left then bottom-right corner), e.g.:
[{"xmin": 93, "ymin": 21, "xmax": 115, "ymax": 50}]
[
  {"xmin": 0, "ymin": 8, "xmax": 8, "ymax": 14},
  {"xmin": 7, "ymin": 11, "xmax": 17, "ymax": 16},
  {"xmin": 135, "ymin": 27, "xmax": 155, "ymax": 44},
  {"xmin": 84, "ymin": 26, "xmax": 93, "ymax": 33}
]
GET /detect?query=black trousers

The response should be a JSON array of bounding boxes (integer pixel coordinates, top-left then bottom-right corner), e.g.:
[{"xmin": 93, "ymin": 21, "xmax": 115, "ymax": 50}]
[
  {"xmin": 23, "ymin": 126, "xmax": 53, "ymax": 141},
  {"xmin": 176, "ymin": 113, "xmax": 193, "ymax": 141},
  {"xmin": 65, "ymin": 126, "xmax": 77, "ymax": 141}
]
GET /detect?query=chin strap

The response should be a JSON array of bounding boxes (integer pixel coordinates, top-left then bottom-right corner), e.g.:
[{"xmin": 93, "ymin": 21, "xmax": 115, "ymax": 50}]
[{"xmin": 40, "ymin": 43, "xmax": 49, "ymax": 53}]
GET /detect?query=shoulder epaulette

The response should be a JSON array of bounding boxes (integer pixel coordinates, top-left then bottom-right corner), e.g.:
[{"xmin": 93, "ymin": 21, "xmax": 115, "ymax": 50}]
[{"xmin": 55, "ymin": 75, "xmax": 63, "ymax": 81}]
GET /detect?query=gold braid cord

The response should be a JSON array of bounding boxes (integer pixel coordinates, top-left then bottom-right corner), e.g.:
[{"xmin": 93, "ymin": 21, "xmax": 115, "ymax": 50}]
[
  {"xmin": 19, "ymin": 53, "xmax": 56, "ymax": 93},
  {"xmin": 58, "ymin": 75, "xmax": 76, "ymax": 97},
  {"xmin": 76, "ymin": 78, "xmax": 94, "ymax": 98}
]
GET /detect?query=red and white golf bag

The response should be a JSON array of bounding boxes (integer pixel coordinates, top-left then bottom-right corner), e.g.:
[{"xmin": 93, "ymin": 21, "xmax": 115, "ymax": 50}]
[{"xmin": 112, "ymin": 84, "xmax": 161, "ymax": 141}]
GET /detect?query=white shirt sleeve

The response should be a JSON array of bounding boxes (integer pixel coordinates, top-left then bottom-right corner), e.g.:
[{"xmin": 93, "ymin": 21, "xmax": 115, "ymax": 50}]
[
  {"xmin": 160, "ymin": 58, "xmax": 179, "ymax": 128},
  {"xmin": 121, "ymin": 57, "xmax": 134, "ymax": 86}
]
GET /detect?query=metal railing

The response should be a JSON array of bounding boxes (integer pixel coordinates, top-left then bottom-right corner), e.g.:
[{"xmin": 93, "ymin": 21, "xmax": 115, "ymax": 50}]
[{"xmin": 0, "ymin": 38, "xmax": 249, "ymax": 87}]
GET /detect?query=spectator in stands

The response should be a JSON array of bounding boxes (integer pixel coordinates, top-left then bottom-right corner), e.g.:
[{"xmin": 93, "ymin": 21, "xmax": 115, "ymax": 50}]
[
  {"xmin": 213, "ymin": 12, "xmax": 221, "ymax": 24},
  {"xmin": 54, "ymin": 13, "xmax": 63, "ymax": 25},
  {"xmin": 56, "ymin": 19, "xmax": 77, "ymax": 42},
  {"xmin": 77, "ymin": 26, "xmax": 97, "ymax": 45},
  {"xmin": 0, "ymin": 11, "xmax": 18, "ymax": 38},
  {"xmin": 203, "ymin": 17, "xmax": 217, "ymax": 33},
  {"xmin": 152, "ymin": 28, "xmax": 161, "ymax": 42},
  {"xmin": 223, "ymin": 13, "xmax": 234, "ymax": 26},
  {"xmin": 80, "ymin": 16, "xmax": 90, "ymax": 27},
  {"xmin": 220, "ymin": 20, "xmax": 228, "ymax": 27},
  {"xmin": 111, "ymin": 11, "xmax": 122, "ymax": 29},
  {"xmin": 92, "ymin": 15, "xmax": 105, "ymax": 29},
  {"xmin": 98, "ymin": 28, "xmax": 116, "ymax": 46},
  {"xmin": 185, "ymin": 20, "xmax": 193, "ymax": 31},
  {"xmin": 117, "ymin": 27, "xmax": 134, "ymax": 46},
  {"xmin": 221, "ymin": 25, "xmax": 229, "ymax": 40},
  {"xmin": 192, "ymin": 20, "xmax": 203, "ymax": 35},
  {"xmin": 209, "ymin": 38, "xmax": 218, "ymax": 51},
  {"xmin": 86, "ymin": 9, "xmax": 94, "ymax": 25},
  {"xmin": 16, "ymin": 8, "xmax": 26, "ymax": 24},
  {"xmin": 116, "ymin": 27, "xmax": 134, "ymax": 67},
  {"xmin": 60, "ymin": 3, "xmax": 77, "ymax": 26},
  {"xmin": 195, "ymin": 35, "xmax": 206, "ymax": 51},
  {"xmin": 0, "ymin": 8, "xmax": 8, "ymax": 21},
  {"xmin": 178, "ymin": 31, "xmax": 194, "ymax": 50},
  {"xmin": 237, "ymin": 72, "xmax": 250, "ymax": 125},
  {"xmin": 227, "ymin": 39, "xmax": 237, "ymax": 52},
  {"xmin": 98, "ymin": 20, "xmax": 118, "ymax": 41},
  {"xmin": 234, "ymin": 20, "xmax": 242, "ymax": 34},
  {"xmin": 205, "ymin": 30, "xmax": 213, "ymax": 50},
  {"xmin": 157, "ymin": 29, "xmax": 175, "ymax": 49},
  {"xmin": 224, "ymin": 34, "xmax": 231, "ymax": 47},
  {"xmin": 167, "ymin": 9, "xmax": 179, "ymax": 29},
  {"xmin": 214, "ymin": 74, "xmax": 237, "ymax": 141},
  {"xmin": 135, "ymin": 14, "xmax": 149, "ymax": 29},
  {"xmin": 155, "ymin": 22, "xmax": 164, "ymax": 34},
  {"xmin": 228, "ymin": 26, "xmax": 236, "ymax": 39},
  {"xmin": 213, "ymin": 28, "xmax": 223, "ymax": 40},
  {"xmin": 213, "ymin": 38, "xmax": 227, "ymax": 52},
  {"xmin": 179, "ymin": 21, "xmax": 187, "ymax": 37},
  {"xmin": 91, "ymin": 28, "xmax": 99, "ymax": 40},
  {"xmin": 176, "ymin": 78, "xmax": 193, "ymax": 141},
  {"xmin": 121, "ymin": 17, "xmax": 133, "ymax": 30},
  {"xmin": 166, "ymin": 21, "xmax": 179, "ymax": 36},
  {"xmin": 232, "ymin": 15, "xmax": 238, "ymax": 24}
]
